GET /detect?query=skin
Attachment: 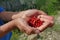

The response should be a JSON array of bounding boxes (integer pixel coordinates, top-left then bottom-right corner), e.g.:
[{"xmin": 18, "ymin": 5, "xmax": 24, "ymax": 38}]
[
  {"xmin": 0, "ymin": 11, "xmax": 18, "ymax": 21},
  {"xmin": 12, "ymin": 9, "xmax": 54, "ymax": 33},
  {"xmin": 0, "ymin": 9, "xmax": 54, "ymax": 37},
  {"xmin": 0, "ymin": 18, "xmax": 35, "ymax": 37},
  {"xmin": 0, "ymin": 19, "xmax": 15, "ymax": 37},
  {"xmin": 37, "ymin": 15, "xmax": 54, "ymax": 32}
]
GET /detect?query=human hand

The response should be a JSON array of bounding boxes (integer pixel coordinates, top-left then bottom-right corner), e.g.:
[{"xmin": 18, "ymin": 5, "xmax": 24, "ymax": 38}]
[
  {"xmin": 12, "ymin": 9, "xmax": 47, "ymax": 19},
  {"xmin": 12, "ymin": 9, "xmax": 54, "ymax": 34},
  {"xmin": 36, "ymin": 15, "xmax": 54, "ymax": 32},
  {"xmin": 12, "ymin": 9, "xmax": 47, "ymax": 34},
  {"xmin": 14, "ymin": 18, "xmax": 41, "ymax": 35}
]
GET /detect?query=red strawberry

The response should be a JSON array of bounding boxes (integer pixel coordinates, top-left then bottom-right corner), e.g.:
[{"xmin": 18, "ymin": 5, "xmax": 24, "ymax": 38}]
[{"xmin": 28, "ymin": 16, "xmax": 44, "ymax": 28}]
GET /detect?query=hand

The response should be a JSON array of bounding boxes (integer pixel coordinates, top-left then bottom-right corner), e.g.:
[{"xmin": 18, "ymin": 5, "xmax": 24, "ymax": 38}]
[
  {"xmin": 14, "ymin": 18, "xmax": 40, "ymax": 35},
  {"xmin": 37, "ymin": 15, "xmax": 54, "ymax": 32},
  {"xmin": 12, "ymin": 9, "xmax": 47, "ymax": 19},
  {"xmin": 14, "ymin": 18, "xmax": 33, "ymax": 35},
  {"xmin": 12, "ymin": 9, "xmax": 54, "ymax": 34}
]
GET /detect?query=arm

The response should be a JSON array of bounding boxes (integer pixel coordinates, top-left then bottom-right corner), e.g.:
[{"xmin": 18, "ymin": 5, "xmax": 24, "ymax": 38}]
[
  {"xmin": 0, "ymin": 18, "xmax": 35, "ymax": 37},
  {"xmin": 0, "ymin": 20, "xmax": 16, "ymax": 37},
  {"xmin": 0, "ymin": 11, "xmax": 19, "ymax": 21},
  {"xmin": 0, "ymin": 9, "xmax": 47, "ymax": 21}
]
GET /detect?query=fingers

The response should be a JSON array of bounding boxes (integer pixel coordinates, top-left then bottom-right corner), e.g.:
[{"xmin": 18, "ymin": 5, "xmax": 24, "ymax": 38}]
[
  {"xmin": 30, "ymin": 27, "xmax": 40, "ymax": 34},
  {"xmin": 37, "ymin": 21, "xmax": 50, "ymax": 32},
  {"xmin": 12, "ymin": 9, "xmax": 39, "ymax": 19},
  {"xmin": 33, "ymin": 29, "xmax": 40, "ymax": 34},
  {"xmin": 16, "ymin": 18, "xmax": 40, "ymax": 35},
  {"xmin": 37, "ymin": 15, "xmax": 54, "ymax": 32},
  {"xmin": 40, "ymin": 18, "xmax": 53, "ymax": 24},
  {"xmin": 15, "ymin": 18, "xmax": 33, "ymax": 35},
  {"xmin": 39, "ymin": 15, "xmax": 54, "ymax": 27},
  {"xmin": 24, "ymin": 9, "xmax": 40, "ymax": 17},
  {"xmin": 12, "ymin": 11, "xmax": 25, "ymax": 19},
  {"xmin": 38, "ymin": 15, "xmax": 54, "ymax": 25},
  {"xmin": 12, "ymin": 9, "xmax": 47, "ymax": 19},
  {"xmin": 38, "ymin": 15, "xmax": 54, "ymax": 21},
  {"xmin": 22, "ymin": 9, "xmax": 47, "ymax": 17}
]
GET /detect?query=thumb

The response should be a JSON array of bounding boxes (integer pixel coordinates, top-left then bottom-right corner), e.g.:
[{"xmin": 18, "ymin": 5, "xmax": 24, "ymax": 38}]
[
  {"xmin": 12, "ymin": 11, "xmax": 25, "ymax": 19},
  {"xmin": 16, "ymin": 18, "xmax": 33, "ymax": 35}
]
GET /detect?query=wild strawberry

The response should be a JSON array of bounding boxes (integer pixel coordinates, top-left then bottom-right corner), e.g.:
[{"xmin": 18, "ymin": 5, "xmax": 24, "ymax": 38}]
[{"xmin": 28, "ymin": 16, "xmax": 44, "ymax": 28}]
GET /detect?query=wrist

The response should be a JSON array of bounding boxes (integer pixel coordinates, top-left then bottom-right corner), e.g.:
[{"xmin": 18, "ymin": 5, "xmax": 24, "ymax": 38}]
[
  {"xmin": 12, "ymin": 11, "xmax": 25, "ymax": 19},
  {"xmin": 0, "ymin": 12, "xmax": 19, "ymax": 21},
  {"xmin": 11, "ymin": 12, "xmax": 20, "ymax": 19},
  {"xmin": 12, "ymin": 19, "xmax": 17, "ymax": 27}
]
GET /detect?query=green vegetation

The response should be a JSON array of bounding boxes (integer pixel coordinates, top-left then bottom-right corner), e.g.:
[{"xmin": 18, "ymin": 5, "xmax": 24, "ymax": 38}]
[{"xmin": 0, "ymin": 0, "xmax": 59, "ymax": 15}]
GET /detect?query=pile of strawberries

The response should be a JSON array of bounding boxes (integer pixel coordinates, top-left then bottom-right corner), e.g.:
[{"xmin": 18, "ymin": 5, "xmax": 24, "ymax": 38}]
[{"xmin": 28, "ymin": 13, "xmax": 44, "ymax": 28}]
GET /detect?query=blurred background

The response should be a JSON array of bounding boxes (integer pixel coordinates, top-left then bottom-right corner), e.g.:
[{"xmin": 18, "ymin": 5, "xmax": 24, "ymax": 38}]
[{"xmin": 0, "ymin": 0, "xmax": 60, "ymax": 40}]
